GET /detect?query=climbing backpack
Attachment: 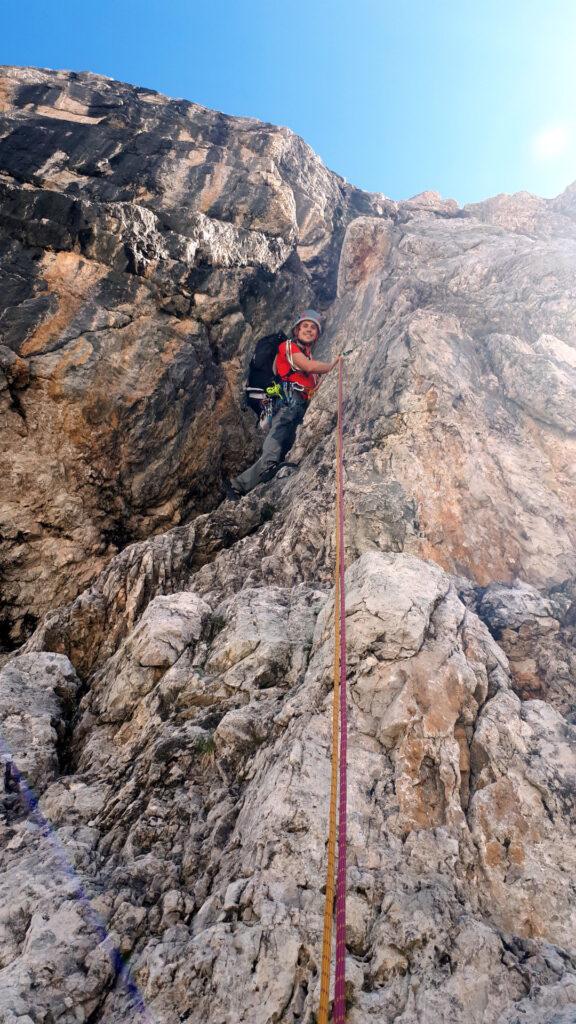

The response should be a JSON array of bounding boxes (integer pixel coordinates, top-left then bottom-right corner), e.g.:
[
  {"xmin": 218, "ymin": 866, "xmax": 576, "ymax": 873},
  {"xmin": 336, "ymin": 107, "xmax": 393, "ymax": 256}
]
[
  {"xmin": 245, "ymin": 330, "xmax": 288, "ymax": 427},
  {"xmin": 247, "ymin": 330, "xmax": 288, "ymax": 390}
]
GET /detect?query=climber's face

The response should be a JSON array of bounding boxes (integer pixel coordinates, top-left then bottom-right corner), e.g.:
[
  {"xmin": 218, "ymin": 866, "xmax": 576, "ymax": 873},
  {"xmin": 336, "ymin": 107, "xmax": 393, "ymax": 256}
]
[{"xmin": 296, "ymin": 320, "xmax": 319, "ymax": 344}]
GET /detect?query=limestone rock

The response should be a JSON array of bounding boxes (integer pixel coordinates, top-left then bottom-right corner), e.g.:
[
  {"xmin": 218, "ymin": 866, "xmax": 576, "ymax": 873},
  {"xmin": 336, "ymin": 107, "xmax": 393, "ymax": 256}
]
[
  {"xmin": 0, "ymin": 65, "xmax": 389, "ymax": 647},
  {"xmin": 470, "ymin": 692, "xmax": 576, "ymax": 949},
  {"xmin": 0, "ymin": 653, "xmax": 79, "ymax": 792},
  {"xmin": 478, "ymin": 579, "xmax": 576, "ymax": 717},
  {"xmin": 1, "ymin": 65, "xmax": 576, "ymax": 1024},
  {"xmin": 5, "ymin": 555, "xmax": 575, "ymax": 1022}
]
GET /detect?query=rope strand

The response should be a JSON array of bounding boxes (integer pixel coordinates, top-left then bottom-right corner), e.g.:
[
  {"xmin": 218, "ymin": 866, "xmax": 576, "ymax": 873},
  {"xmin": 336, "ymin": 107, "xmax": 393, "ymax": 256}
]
[
  {"xmin": 317, "ymin": 505, "xmax": 340, "ymax": 1024},
  {"xmin": 333, "ymin": 360, "xmax": 348, "ymax": 1024},
  {"xmin": 318, "ymin": 358, "xmax": 348, "ymax": 1024}
]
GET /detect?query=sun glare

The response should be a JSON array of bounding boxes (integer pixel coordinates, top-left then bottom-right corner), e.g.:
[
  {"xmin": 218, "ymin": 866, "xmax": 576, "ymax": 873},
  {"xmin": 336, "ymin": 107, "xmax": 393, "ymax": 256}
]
[{"xmin": 530, "ymin": 122, "xmax": 574, "ymax": 162}]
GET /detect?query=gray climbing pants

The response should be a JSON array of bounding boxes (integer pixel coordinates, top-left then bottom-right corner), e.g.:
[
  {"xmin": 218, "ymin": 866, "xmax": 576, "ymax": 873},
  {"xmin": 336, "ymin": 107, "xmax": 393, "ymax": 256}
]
[{"xmin": 231, "ymin": 395, "xmax": 307, "ymax": 495}]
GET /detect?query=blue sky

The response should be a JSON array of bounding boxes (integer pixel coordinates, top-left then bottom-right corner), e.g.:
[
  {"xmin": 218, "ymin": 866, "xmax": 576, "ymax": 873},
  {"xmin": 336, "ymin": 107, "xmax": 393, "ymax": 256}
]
[{"xmin": 3, "ymin": 0, "xmax": 576, "ymax": 205}]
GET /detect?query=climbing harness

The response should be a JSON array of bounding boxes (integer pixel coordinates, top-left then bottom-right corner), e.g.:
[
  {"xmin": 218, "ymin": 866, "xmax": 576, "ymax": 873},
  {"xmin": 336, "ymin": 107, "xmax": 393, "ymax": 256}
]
[
  {"xmin": 245, "ymin": 382, "xmax": 285, "ymax": 431},
  {"xmin": 247, "ymin": 381, "xmax": 304, "ymax": 431},
  {"xmin": 319, "ymin": 357, "xmax": 348, "ymax": 1024}
]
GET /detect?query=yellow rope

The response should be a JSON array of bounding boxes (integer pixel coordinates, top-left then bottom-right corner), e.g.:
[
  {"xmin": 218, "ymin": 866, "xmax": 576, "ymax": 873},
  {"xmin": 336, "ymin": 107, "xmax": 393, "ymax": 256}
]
[{"xmin": 318, "ymin": 419, "xmax": 343, "ymax": 1024}]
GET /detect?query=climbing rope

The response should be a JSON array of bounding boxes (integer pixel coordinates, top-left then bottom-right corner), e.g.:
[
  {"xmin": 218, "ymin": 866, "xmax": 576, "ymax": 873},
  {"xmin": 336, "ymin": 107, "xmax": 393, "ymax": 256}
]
[
  {"xmin": 318, "ymin": 358, "xmax": 348, "ymax": 1024},
  {"xmin": 318, "ymin": 423, "xmax": 341, "ymax": 1023}
]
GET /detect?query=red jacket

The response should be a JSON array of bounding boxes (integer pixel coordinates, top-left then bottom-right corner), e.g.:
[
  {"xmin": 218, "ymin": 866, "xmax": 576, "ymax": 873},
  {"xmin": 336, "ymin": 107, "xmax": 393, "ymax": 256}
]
[{"xmin": 274, "ymin": 339, "xmax": 318, "ymax": 397}]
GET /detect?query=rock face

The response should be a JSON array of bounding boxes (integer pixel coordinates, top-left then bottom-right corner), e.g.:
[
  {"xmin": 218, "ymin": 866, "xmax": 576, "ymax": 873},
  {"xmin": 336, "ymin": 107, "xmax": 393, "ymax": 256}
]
[
  {"xmin": 1, "ymin": 66, "xmax": 576, "ymax": 1024},
  {"xmin": 0, "ymin": 66, "xmax": 388, "ymax": 648}
]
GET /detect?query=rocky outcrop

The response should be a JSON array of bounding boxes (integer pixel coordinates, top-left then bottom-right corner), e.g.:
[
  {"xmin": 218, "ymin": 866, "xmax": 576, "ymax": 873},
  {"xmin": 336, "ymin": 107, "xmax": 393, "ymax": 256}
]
[
  {"xmin": 476, "ymin": 579, "xmax": 576, "ymax": 718},
  {"xmin": 1, "ymin": 66, "xmax": 576, "ymax": 1023},
  {"xmin": 0, "ymin": 66, "xmax": 390, "ymax": 648},
  {"xmin": 0, "ymin": 652, "xmax": 80, "ymax": 789},
  {"xmin": 3, "ymin": 556, "xmax": 576, "ymax": 1023}
]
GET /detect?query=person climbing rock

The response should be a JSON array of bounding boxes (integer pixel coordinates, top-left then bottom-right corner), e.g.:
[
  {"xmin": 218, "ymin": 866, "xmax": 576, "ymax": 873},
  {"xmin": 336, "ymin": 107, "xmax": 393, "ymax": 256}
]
[{"xmin": 225, "ymin": 310, "xmax": 338, "ymax": 498}]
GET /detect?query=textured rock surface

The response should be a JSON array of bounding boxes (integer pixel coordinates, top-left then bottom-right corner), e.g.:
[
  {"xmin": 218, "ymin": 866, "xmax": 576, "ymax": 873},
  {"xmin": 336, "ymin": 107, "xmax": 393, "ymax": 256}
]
[
  {"xmin": 476, "ymin": 580, "xmax": 576, "ymax": 719},
  {"xmin": 0, "ymin": 652, "xmax": 79, "ymax": 789},
  {"xmin": 1, "ymin": 66, "xmax": 576, "ymax": 1023},
  {"xmin": 0, "ymin": 65, "xmax": 388, "ymax": 647}
]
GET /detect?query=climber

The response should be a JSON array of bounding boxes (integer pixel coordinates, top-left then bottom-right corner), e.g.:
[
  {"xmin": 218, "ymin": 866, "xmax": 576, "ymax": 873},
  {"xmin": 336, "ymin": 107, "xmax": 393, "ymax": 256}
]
[{"xmin": 224, "ymin": 310, "xmax": 338, "ymax": 498}]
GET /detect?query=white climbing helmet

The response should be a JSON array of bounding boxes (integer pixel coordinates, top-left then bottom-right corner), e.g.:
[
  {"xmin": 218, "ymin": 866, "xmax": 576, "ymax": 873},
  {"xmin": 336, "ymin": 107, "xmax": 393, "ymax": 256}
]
[{"xmin": 292, "ymin": 309, "xmax": 322, "ymax": 336}]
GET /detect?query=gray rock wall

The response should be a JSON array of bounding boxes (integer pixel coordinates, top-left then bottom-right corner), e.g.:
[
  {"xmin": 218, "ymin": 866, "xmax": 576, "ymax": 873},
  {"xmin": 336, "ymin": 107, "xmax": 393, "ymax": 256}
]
[{"xmin": 1, "ymin": 66, "xmax": 575, "ymax": 1023}]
